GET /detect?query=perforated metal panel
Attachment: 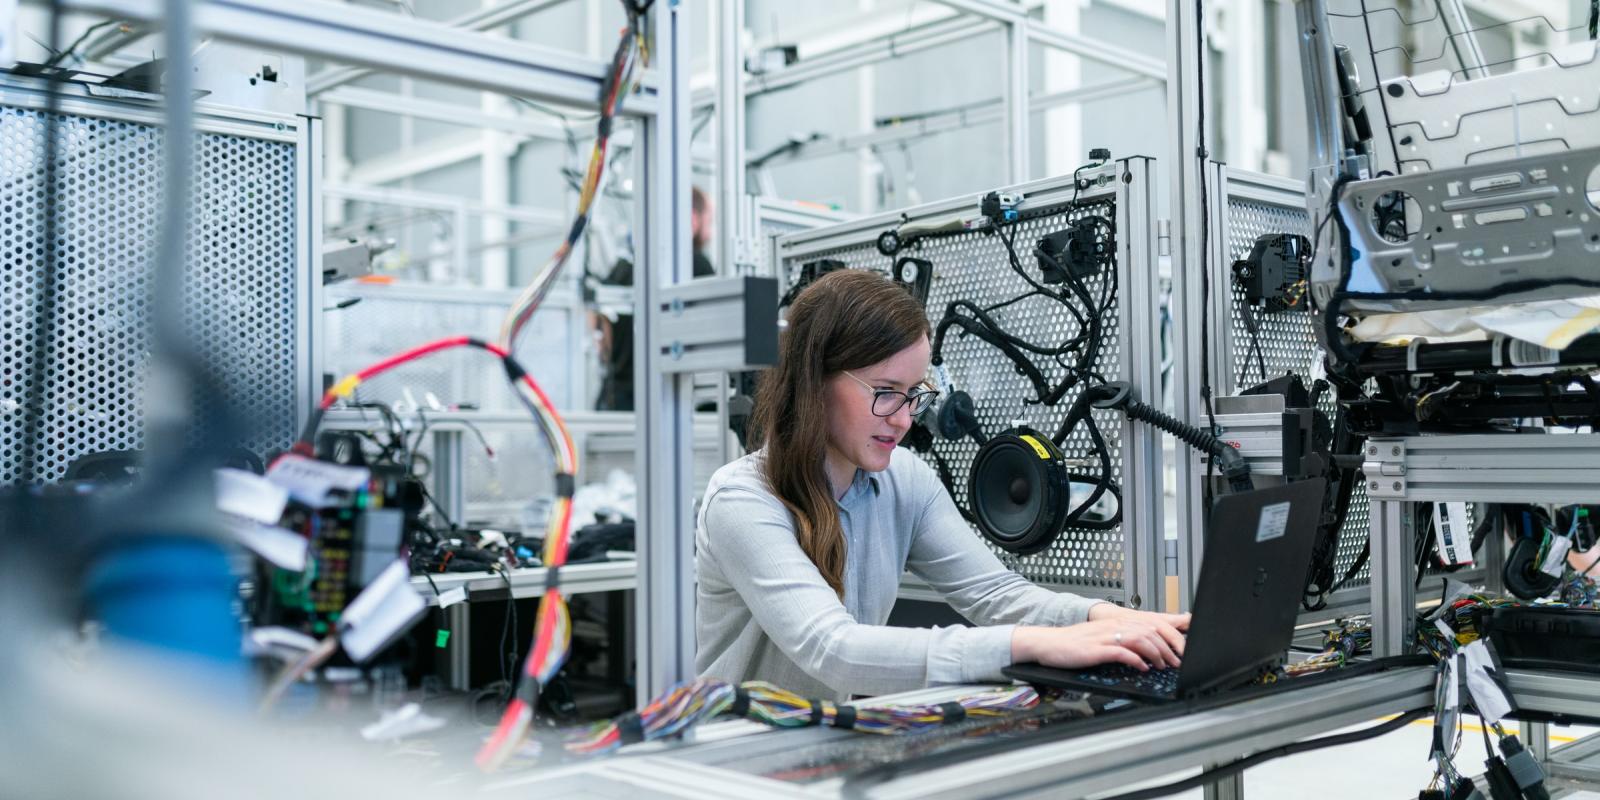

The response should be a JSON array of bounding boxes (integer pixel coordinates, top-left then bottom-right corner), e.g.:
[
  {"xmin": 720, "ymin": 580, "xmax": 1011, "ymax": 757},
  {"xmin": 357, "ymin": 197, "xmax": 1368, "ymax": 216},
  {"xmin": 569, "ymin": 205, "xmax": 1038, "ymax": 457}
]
[
  {"xmin": 1, "ymin": 90, "xmax": 305, "ymax": 485},
  {"xmin": 778, "ymin": 175, "xmax": 1143, "ymax": 594},
  {"xmin": 1222, "ymin": 190, "xmax": 1374, "ymax": 590}
]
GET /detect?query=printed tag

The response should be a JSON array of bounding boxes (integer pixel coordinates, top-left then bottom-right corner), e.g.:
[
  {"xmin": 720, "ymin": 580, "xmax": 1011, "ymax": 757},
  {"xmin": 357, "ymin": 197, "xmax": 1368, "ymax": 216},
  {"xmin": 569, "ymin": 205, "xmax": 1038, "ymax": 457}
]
[
  {"xmin": 1461, "ymin": 640, "xmax": 1514, "ymax": 723},
  {"xmin": 267, "ymin": 454, "xmax": 370, "ymax": 508},
  {"xmin": 1256, "ymin": 501, "xmax": 1291, "ymax": 542},
  {"xmin": 215, "ymin": 468, "xmax": 289, "ymax": 524},
  {"xmin": 437, "ymin": 586, "xmax": 468, "ymax": 609},
  {"xmin": 1433, "ymin": 502, "xmax": 1474, "ymax": 566},
  {"xmin": 1540, "ymin": 534, "xmax": 1573, "ymax": 578}
]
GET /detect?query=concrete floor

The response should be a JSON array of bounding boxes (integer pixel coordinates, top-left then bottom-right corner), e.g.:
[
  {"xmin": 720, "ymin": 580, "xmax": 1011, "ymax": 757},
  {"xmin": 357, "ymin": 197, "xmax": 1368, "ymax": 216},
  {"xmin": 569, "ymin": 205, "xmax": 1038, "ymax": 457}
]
[{"xmin": 1119, "ymin": 719, "xmax": 1600, "ymax": 799}]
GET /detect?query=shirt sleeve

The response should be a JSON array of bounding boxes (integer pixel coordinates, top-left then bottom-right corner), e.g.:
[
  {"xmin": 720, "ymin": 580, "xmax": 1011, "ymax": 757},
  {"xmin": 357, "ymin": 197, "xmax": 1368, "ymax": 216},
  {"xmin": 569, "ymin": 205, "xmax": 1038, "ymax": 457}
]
[
  {"xmin": 701, "ymin": 485, "xmax": 1019, "ymax": 696},
  {"xmin": 903, "ymin": 459, "xmax": 1107, "ymax": 630}
]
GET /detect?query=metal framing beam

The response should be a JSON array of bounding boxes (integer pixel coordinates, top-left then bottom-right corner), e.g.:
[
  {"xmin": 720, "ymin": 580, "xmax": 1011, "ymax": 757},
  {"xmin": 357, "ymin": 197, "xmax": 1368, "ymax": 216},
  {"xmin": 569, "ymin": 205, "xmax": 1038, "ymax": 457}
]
[
  {"xmin": 1004, "ymin": 17, "xmax": 1030, "ymax": 182},
  {"xmin": 44, "ymin": 0, "xmax": 658, "ymax": 114},
  {"xmin": 1027, "ymin": 22, "xmax": 1167, "ymax": 81},
  {"xmin": 715, "ymin": 0, "xmax": 746, "ymax": 276},
  {"xmin": 1166, "ymin": 0, "xmax": 1207, "ymax": 613},
  {"xmin": 748, "ymin": 76, "xmax": 1158, "ymax": 168},
  {"xmin": 305, "ymin": 0, "xmax": 578, "ymax": 95},
  {"xmin": 634, "ymin": 0, "xmax": 695, "ymax": 704},
  {"xmin": 317, "ymin": 86, "xmax": 568, "ymax": 141},
  {"xmin": 725, "ymin": 14, "xmax": 1000, "ymax": 107},
  {"xmin": 859, "ymin": 667, "xmax": 1437, "ymax": 799}
]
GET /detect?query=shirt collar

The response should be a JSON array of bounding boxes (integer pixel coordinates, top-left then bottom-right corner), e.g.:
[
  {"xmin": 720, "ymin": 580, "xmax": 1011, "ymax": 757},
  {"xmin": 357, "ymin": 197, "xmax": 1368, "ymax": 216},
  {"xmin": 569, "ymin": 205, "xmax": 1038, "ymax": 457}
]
[{"xmin": 835, "ymin": 469, "xmax": 880, "ymax": 508}]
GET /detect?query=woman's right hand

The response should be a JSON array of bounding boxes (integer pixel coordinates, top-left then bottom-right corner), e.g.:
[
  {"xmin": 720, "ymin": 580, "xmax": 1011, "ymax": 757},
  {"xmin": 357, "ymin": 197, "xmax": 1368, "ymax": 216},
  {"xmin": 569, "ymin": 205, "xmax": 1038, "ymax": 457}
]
[{"xmin": 1010, "ymin": 617, "xmax": 1184, "ymax": 671}]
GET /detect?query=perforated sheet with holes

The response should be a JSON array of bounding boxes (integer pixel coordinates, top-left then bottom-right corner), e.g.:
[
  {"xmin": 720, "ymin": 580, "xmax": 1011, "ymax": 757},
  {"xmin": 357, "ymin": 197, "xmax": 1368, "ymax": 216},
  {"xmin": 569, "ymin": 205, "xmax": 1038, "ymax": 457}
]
[
  {"xmin": 1224, "ymin": 195, "xmax": 1372, "ymax": 589},
  {"xmin": 1, "ymin": 103, "xmax": 301, "ymax": 484},
  {"xmin": 783, "ymin": 193, "xmax": 1127, "ymax": 591}
]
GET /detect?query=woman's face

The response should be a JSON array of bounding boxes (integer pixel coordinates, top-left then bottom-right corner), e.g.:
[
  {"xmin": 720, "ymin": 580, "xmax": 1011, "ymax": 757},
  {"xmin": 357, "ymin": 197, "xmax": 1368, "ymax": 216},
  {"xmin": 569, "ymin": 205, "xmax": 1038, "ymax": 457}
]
[{"xmin": 824, "ymin": 336, "xmax": 932, "ymax": 476}]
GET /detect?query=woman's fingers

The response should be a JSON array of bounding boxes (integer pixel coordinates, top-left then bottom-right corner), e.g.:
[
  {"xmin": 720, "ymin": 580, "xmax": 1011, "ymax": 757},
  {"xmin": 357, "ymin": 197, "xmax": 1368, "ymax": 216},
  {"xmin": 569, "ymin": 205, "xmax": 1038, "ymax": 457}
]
[
  {"xmin": 1153, "ymin": 620, "xmax": 1186, "ymax": 657},
  {"xmin": 1099, "ymin": 644, "xmax": 1148, "ymax": 671}
]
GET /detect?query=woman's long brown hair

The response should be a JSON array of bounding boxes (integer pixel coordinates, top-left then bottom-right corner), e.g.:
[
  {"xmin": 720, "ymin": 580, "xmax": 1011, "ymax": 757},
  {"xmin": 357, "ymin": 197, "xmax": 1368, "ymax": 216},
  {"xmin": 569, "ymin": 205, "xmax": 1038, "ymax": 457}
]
[{"xmin": 749, "ymin": 270, "xmax": 930, "ymax": 597}]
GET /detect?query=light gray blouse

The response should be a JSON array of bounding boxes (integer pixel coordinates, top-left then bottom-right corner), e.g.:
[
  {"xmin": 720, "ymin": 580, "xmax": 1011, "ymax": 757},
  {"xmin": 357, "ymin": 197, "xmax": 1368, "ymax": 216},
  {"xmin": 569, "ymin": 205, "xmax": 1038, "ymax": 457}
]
[{"xmin": 694, "ymin": 447, "xmax": 1103, "ymax": 700}]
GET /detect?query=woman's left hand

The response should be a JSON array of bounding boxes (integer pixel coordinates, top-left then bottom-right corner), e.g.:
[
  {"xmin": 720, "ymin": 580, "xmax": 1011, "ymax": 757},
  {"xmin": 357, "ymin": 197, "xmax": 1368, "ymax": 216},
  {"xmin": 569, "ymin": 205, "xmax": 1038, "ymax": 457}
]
[{"xmin": 1088, "ymin": 604, "xmax": 1190, "ymax": 636}]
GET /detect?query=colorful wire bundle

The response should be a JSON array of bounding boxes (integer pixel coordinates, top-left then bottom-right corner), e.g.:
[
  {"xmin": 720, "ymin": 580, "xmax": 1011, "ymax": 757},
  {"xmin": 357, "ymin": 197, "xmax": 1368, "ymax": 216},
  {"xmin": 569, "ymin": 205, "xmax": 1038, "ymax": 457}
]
[
  {"xmin": 498, "ymin": 2, "xmax": 651, "ymax": 356},
  {"xmin": 1417, "ymin": 593, "xmax": 1521, "ymax": 660},
  {"xmin": 474, "ymin": 3, "xmax": 654, "ymax": 769},
  {"xmin": 283, "ymin": 335, "xmax": 579, "ymax": 766},
  {"xmin": 1285, "ymin": 618, "xmax": 1372, "ymax": 676},
  {"xmin": 564, "ymin": 680, "xmax": 1041, "ymax": 756}
]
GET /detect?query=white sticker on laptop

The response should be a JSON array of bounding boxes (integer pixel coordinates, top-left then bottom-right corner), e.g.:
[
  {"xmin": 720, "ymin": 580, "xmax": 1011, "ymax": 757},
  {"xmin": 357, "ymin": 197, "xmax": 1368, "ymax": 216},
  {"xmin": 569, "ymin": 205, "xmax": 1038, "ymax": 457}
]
[{"xmin": 1255, "ymin": 501, "xmax": 1291, "ymax": 542}]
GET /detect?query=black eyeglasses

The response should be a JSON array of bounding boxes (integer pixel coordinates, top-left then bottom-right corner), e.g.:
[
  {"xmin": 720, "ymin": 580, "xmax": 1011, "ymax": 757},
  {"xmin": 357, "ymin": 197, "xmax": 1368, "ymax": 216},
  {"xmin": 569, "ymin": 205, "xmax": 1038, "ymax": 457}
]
[{"xmin": 842, "ymin": 370, "xmax": 940, "ymax": 417}]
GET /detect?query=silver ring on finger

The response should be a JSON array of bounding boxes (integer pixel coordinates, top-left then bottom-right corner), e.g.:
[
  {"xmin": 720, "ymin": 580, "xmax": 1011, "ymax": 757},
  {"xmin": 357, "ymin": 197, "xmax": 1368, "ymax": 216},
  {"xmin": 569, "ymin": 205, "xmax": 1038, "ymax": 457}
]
[{"xmin": 1114, "ymin": 632, "xmax": 1124, "ymax": 644}]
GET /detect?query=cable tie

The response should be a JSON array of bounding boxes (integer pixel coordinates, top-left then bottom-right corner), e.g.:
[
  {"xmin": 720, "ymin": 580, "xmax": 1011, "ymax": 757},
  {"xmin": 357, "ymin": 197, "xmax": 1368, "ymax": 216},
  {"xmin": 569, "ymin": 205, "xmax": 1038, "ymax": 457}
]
[
  {"xmin": 833, "ymin": 704, "xmax": 857, "ymax": 730},
  {"xmin": 616, "ymin": 711, "xmax": 646, "ymax": 745},
  {"xmin": 729, "ymin": 687, "xmax": 751, "ymax": 717},
  {"xmin": 806, "ymin": 698, "xmax": 825, "ymax": 725},
  {"xmin": 544, "ymin": 566, "xmax": 561, "ymax": 592},
  {"xmin": 515, "ymin": 677, "xmax": 540, "ymax": 705},
  {"xmin": 555, "ymin": 472, "xmax": 576, "ymax": 498},
  {"xmin": 938, "ymin": 701, "xmax": 967, "ymax": 724}
]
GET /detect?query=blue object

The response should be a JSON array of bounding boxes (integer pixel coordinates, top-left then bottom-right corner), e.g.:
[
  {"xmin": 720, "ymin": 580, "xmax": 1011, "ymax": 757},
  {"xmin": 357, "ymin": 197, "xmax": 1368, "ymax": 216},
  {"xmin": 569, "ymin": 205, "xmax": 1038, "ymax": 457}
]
[{"xmin": 84, "ymin": 537, "xmax": 246, "ymax": 676}]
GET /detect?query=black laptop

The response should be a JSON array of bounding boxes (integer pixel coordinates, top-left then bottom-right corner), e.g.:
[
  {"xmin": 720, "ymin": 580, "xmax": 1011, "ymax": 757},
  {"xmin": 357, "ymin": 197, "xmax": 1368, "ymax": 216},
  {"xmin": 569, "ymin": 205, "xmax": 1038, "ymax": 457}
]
[{"xmin": 1004, "ymin": 480, "xmax": 1327, "ymax": 702}]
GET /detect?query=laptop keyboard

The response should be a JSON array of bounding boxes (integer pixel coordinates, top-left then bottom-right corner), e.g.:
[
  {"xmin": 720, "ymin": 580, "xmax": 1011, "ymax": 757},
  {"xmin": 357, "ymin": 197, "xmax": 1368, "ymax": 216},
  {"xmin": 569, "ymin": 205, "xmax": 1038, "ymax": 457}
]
[{"xmin": 1071, "ymin": 663, "xmax": 1181, "ymax": 696}]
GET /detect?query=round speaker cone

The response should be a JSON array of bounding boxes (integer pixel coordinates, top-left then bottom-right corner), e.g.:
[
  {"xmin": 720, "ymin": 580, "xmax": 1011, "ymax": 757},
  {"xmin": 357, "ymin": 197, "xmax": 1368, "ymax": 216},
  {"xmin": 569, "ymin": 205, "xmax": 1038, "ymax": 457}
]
[{"xmin": 968, "ymin": 427, "xmax": 1072, "ymax": 555}]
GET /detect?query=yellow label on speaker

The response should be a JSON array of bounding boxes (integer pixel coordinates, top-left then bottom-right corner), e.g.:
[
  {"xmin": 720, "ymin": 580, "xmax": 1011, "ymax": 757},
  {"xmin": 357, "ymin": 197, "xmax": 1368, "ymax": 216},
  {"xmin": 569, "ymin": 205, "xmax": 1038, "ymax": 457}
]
[{"xmin": 1018, "ymin": 434, "xmax": 1051, "ymax": 460}]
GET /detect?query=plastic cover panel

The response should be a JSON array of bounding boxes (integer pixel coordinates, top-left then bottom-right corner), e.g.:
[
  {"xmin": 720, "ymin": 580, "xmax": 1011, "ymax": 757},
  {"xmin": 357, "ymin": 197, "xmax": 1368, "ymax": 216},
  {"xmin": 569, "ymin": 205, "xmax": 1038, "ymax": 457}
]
[
  {"xmin": 2, "ymin": 103, "xmax": 300, "ymax": 484},
  {"xmin": 784, "ymin": 193, "xmax": 1126, "ymax": 590}
]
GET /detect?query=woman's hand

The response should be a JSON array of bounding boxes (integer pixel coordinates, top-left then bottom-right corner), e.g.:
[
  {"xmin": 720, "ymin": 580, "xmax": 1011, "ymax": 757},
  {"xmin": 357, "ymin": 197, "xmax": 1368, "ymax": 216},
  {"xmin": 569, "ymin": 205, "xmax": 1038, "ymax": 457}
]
[
  {"xmin": 1087, "ymin": 602, "xmax": 1190, "ymax": 631},
  {"xmin": 1011, "ymin": 605, "xmax": 1190, "ymax": 671}
]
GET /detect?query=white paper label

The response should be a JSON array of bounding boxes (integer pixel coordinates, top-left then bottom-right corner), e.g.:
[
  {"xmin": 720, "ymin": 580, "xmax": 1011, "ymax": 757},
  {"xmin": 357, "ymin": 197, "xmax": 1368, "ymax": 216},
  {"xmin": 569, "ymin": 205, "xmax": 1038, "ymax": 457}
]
[
  {"xmin": 267, "ymin": 454, "xmax": 370, "ymax": 508},
  {"xmin": 247, "ymin": 626, "xmax": 319, "ymax": 657},
  {"xmin": 1461, "ymin": 640, "xmax": 1514, "ymax": 723},
  {"xmin": 339, "ymin": 560, "xmax": 427, "ymax": 663},
  {"xmin": 436, "ymin": 586, "xmax": 468, "ymax": 609},
  {"xmin": 226, "ymin": 517, "xmax": 308, "ymax": 572},
  {"xmin": 1256, "ymin": 501, "xmax": 1291, "ymax": 542},
  {"xmin": 1540, "ymin": 534, "xmax": 1573, "ymax": 578},
  {"xmin": 1433, "ymin": 502, "xmax": 1474, "ymax": 566},
  {"xmin": 215, "ymin": 468, "xmax": 288, "ymax": 524}
]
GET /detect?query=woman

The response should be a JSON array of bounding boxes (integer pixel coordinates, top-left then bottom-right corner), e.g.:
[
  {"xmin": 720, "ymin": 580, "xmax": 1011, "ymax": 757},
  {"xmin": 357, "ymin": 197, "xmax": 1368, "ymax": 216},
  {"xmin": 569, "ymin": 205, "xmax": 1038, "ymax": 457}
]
[{"xmin": 696, "ymin": 270, "xmax": 1188, "ymax": 700}]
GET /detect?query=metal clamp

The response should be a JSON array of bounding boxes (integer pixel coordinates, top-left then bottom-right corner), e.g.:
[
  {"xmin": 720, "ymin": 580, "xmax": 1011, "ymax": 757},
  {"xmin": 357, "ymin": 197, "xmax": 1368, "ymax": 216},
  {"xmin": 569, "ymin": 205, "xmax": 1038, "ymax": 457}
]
[{"xmin": 1364, "ymin": 440, "xmax": 1407, "ymax": 498}]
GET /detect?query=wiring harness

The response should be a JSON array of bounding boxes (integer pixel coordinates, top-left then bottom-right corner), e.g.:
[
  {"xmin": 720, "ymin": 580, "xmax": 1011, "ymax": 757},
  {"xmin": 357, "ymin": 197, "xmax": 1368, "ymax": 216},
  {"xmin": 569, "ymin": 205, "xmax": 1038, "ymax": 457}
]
[
  {"xmin": 266, "ymin": 336, "xmax": 576, "ymax": 721},
  {"xmin": 498, "ymin": 2, "xmax": 651, "ymax": 353},
  {"xmin": 565, "ymin": 679, "xmax": 1040, "ymax": 756}
]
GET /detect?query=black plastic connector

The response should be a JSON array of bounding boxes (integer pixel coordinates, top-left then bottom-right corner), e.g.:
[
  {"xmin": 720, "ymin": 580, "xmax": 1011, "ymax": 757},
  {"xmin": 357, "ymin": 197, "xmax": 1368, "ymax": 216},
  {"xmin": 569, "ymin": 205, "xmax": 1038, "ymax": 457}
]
[
  {"xmin": 1483, "ymin": 755, "xmax": 1521, "ymax": 800},
  {"xmin": 1447, "ymin": 776, "xmax": 1485, "ymax": 800},
  {"xmin": 1498, "ymin": 735, "xmax": 1551, "ymax": 800}
]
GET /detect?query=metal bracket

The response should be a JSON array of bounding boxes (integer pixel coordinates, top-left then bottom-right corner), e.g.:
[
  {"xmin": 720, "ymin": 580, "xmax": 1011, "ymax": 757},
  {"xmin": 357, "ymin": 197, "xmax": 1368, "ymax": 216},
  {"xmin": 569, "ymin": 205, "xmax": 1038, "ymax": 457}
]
[
  {"xmin": 1363, "ymin": 439, "xmax": 1407, "ymax": 498},
  {"xmin": 654, "ymin": 276, "xmax": 779, "ymax": 374}
]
